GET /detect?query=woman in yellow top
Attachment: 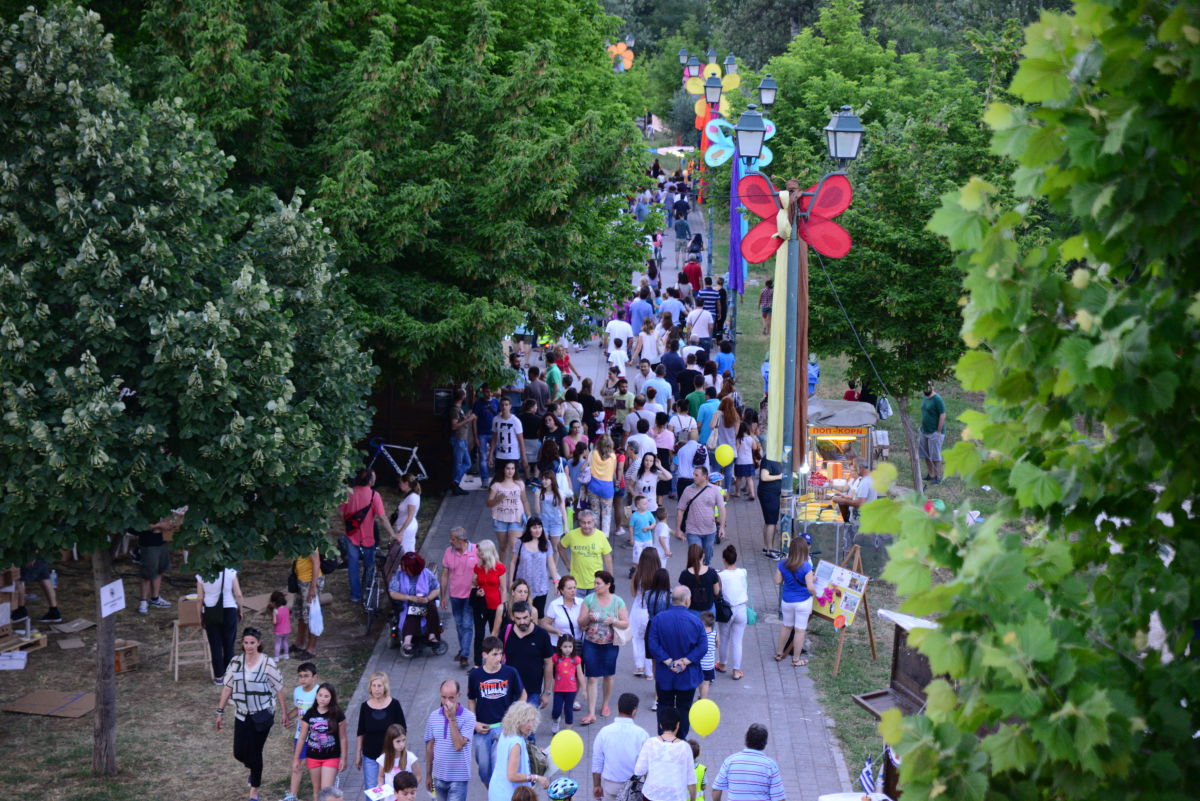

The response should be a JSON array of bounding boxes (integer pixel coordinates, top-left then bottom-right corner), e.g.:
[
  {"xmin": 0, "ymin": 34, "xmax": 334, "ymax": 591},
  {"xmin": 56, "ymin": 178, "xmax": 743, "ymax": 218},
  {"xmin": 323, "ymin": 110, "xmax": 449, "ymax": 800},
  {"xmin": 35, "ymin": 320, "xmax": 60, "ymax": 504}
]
[
  {"xmin": 293, "ymin": 550, "xmax": 322, "ymax": 658},
  {"xmin": 586, "ymin": 435, "xmax": 617, "ymax": 535}
]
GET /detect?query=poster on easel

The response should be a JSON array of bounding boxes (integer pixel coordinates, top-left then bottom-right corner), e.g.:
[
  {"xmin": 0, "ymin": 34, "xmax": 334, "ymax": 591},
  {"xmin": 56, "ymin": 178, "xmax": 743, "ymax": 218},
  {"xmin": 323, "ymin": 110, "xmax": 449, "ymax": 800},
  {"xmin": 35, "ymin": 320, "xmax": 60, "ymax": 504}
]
[{"xmin": 813, "ymin": 561, "xmax": 869, "ymax": 627}]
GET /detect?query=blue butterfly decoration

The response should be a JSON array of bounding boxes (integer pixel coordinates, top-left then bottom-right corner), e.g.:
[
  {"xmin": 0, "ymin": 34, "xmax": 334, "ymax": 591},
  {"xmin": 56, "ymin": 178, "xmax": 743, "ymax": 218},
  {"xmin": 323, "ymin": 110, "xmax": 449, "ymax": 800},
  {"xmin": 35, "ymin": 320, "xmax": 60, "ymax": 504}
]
[{"xmin": 704, "ymin": 117, "xmax": 775, "ymax": 170}]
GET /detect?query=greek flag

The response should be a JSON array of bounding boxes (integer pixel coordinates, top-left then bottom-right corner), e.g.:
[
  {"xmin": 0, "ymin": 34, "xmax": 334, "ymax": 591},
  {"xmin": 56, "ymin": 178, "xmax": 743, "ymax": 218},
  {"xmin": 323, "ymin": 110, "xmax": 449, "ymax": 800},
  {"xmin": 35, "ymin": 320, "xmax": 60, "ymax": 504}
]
[
  {"xmin": 888, "ymin": 745, "xmax": 902, "ymax": 767},
  {"xmin": 859, "ymin": 756, "xmax": 876, "ymax": 793}
]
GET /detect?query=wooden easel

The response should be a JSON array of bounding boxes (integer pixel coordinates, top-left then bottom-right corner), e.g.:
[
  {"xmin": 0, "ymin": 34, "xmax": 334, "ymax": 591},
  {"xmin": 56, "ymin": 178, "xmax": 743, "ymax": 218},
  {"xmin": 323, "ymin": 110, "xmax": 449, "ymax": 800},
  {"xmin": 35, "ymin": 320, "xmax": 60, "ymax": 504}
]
[{"xmin": 812, "ymin": 544, "xmax": 877, "ymax": 676}]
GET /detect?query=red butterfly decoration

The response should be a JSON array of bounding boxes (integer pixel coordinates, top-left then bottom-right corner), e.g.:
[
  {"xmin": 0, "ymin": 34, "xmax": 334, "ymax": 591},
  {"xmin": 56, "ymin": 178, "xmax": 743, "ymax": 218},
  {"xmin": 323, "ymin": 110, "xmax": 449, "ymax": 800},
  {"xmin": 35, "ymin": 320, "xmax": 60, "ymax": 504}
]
[{"xmin": 738, "ymin": 172, "xmax": 854, "ymax": 264}]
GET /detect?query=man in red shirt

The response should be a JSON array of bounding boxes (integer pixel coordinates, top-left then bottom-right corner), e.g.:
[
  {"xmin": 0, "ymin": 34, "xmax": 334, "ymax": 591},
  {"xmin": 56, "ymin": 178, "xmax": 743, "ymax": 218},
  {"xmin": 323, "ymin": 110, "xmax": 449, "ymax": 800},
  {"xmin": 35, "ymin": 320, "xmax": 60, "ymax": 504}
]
[
  {"xmin": 683, "ymin": 257, "xmax": 703, "ymax": 294},
  {"xmin": 340, "ymin": 468, "xmax": 397, "ymax": 602}
]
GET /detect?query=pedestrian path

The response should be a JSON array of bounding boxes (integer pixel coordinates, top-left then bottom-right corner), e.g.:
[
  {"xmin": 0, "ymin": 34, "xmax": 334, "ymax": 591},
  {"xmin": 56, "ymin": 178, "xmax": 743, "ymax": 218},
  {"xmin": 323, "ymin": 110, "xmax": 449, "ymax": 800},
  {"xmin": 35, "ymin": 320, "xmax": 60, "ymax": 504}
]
[
  {"xmin": 339, "ymin": 199, "xmax": 852, "ymax": 800},
  {"xmin": 340, "ymin": 469, "xmax": 852, "ymax": 800}
]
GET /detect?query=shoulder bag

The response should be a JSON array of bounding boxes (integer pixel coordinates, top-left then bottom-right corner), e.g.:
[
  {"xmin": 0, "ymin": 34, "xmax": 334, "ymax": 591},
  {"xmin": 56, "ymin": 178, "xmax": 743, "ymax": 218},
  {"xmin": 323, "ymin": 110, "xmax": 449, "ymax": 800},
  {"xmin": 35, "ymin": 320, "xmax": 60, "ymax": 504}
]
[
  {"xmin": 678, "ymin": 487, "xmax": 704, "ymax": 533},
  {"xmin": 616, "ymin": 776, "xmax": 645, "ymax": 801},
  {"xmin": 714, "ymin": 587, "xmax": 733, "ymax": 624},
  {"xmin": 556, "ymin": 457, "xmax": 573, "ymax": 499},
  {"xmin": 526, "ymin": 740, "xmax": 550, "ymax": 776}
]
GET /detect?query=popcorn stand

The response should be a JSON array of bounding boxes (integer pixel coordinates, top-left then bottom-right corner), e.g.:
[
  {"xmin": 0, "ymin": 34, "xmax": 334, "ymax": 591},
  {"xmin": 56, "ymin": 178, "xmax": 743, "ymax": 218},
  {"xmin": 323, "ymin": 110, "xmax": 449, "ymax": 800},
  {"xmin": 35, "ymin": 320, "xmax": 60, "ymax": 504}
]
[{"xmin": 795, "ymin": 399, "xmax": 879, "ymax": 525}]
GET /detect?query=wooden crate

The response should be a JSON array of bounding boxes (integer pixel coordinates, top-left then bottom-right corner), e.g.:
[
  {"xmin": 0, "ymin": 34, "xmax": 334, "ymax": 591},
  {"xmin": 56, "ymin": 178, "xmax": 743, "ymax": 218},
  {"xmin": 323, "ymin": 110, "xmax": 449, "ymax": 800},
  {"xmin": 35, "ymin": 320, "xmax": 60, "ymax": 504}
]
[
  {"xmin": 0, "ymin": 631, "xmax": 47, "ymax": 654},
  {"xmin": 114, "ymin": 639, "xmax": 140, "ymax": 674}
]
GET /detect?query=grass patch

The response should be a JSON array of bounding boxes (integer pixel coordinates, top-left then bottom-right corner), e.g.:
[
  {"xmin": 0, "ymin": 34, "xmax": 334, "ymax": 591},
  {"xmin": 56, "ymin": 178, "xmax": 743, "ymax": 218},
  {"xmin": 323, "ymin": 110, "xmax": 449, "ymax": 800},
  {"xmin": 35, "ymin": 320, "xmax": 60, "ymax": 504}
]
[{"xmin": 0, "ymin": 485, "xmax": 437, "ymax": 801}]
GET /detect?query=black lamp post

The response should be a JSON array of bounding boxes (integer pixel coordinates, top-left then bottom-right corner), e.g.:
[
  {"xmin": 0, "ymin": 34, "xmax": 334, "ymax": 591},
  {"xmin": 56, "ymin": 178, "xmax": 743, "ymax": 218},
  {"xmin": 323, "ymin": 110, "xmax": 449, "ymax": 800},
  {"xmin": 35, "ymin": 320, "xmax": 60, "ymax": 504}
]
[
  {"xmin": 706, "ymin": 48, "xmax": 718, "ymax": 63},
  {"xmin": 678, "ymin": 48, "xmax": 688, "ymax": 66},
  {"xmin": 724, "ymin": 54, "xmax": 738, "ymax": 75},
  {"xmin": 757, "ymin": 74, "xmax": 778, "ymax": 109},
  {"xmin": 686, "ymin": 56, "xmax": 701, "ymax": 78}
]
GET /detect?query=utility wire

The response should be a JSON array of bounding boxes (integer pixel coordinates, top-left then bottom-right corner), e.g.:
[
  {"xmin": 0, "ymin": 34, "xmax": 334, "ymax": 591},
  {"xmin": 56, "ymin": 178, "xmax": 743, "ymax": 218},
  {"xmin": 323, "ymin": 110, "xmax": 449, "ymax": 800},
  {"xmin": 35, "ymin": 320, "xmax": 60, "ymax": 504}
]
[{"xmin": 811, "ymin": 247, "xmax": 900, "ymax": 412}]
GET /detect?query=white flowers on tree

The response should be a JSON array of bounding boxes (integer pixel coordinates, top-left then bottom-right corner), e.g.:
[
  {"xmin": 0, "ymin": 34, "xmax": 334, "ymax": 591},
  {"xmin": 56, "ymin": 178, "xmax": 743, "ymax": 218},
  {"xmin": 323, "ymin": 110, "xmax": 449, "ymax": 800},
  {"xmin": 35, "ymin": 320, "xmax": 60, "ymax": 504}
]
[{"xmin": 0, "ymin": 6, "xmax": 376, "ymax": 775}]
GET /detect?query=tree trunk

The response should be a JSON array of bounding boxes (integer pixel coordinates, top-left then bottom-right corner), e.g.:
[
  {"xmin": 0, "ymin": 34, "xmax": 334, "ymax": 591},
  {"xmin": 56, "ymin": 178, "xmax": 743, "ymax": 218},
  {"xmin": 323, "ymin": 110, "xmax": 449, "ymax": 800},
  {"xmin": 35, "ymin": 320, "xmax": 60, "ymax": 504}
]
[
  {"xmin": 92, "ymin": 544, "xmax": 118, "ymax": 776},
  {"xmin": 896, "ymin": 400, "xmax": 923, "ymax": 495}
]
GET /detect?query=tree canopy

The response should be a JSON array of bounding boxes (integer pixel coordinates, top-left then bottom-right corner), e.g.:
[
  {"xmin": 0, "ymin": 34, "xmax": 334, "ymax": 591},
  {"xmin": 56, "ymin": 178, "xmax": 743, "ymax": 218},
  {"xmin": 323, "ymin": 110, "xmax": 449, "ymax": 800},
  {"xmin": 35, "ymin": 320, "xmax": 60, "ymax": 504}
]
[
  {"xmin": 119, "ymin": 0, "xmax": 654, "ymax": 384},
  {"xmin": 0, "ymin": 5, "xmax": 375, "ymax": 771},
  {"xmin": 868, "ymin": 0, "xmax": 1200, "ymax": 797},
  {"xmin": 750, "ymin": 0, "xmax": 1000, "ymax": 484}
]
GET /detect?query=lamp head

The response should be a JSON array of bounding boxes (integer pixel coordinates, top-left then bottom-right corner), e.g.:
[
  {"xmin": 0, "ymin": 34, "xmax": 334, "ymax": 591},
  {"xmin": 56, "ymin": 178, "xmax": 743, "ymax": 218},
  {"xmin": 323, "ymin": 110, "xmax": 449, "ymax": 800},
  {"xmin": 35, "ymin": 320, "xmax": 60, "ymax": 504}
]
[
  {"xmin": 824, "ymin": 105, "xmax": 865, "ymax": 164},
  {"xmin": 756, "ymin": 74, "xmax": 778, "ymax": 109},
  {"xmin": 678, "ymin": 48, "xmax": 688, "ymax": 66},
  {"xmin": 734, "ymin": 105, "xmax": 767, "ymax": 161},
  {"xmin": 723, "ymin": 54, "xmax": 737, "ymax": 74},
  {"xmin": 686, "ymin": 55, "xmax": 701, "ymax": 77},
  {"xmin": 706, "ymin": 48, "xmax": 718, "ymax": 63},
  {"xmin": 703, "ymin": 75, "xmax": 723, "ymax": 106}
]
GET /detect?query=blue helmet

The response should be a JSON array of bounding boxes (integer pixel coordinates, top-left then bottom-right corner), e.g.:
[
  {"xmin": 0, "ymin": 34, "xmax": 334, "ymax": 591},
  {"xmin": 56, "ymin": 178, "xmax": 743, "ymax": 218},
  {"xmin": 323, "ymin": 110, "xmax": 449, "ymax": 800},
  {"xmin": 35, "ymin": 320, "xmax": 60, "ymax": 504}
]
[{"xmin": 549, "ymin": 777, "xmax": 579, "ymax": 800}]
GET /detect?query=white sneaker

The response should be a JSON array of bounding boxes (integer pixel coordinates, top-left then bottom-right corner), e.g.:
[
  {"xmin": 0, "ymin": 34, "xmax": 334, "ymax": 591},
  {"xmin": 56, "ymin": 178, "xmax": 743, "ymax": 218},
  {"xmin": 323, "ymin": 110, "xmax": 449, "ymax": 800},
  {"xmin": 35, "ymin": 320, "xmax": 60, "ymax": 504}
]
[
  {"xmin": 138, "ymin": 600, "xmax": 149, "ymax": 614},
  {"xmin": 553, "ymin": 720, "xmax": 561, "ymax": 733},
  {"xmin": 148, "ymin": 596, "xmax": 172, "ymax": 608}
]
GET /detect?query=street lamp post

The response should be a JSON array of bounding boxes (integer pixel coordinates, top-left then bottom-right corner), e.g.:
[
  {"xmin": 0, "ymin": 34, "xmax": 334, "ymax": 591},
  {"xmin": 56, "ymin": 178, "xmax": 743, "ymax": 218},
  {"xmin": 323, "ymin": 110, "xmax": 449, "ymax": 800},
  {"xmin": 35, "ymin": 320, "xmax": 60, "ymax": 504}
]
[
  {"xmin": 788, "ymin": 108, "xmax": 864, "ymax": 494},
  {"xmin": 734, "ymin": 96, "xmax": 864, "ymax": 538}
]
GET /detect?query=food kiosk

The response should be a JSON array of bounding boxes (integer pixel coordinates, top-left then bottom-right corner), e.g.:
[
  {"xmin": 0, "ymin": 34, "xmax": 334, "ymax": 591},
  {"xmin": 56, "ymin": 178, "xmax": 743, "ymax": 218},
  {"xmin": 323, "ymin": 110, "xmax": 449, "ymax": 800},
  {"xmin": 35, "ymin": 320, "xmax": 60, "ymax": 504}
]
[{"xmin": 794, "ymin": 399, "xmax": 879, "ymax": 523}]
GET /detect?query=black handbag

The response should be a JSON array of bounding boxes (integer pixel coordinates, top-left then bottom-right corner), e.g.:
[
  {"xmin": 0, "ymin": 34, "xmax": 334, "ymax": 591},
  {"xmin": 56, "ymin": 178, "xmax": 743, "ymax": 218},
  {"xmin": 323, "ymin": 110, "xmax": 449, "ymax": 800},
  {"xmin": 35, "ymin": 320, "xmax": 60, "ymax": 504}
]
[
  {"xmin": 249, "ymin": 708, "xmax": 274, "ymax": 732},
  {"xmin": 714, "ymin": 590, "xmax": 733, "ymax": 624},
  {"xmin": 203, "ymin": 571, "xmax": 227, "ymax": 627}
]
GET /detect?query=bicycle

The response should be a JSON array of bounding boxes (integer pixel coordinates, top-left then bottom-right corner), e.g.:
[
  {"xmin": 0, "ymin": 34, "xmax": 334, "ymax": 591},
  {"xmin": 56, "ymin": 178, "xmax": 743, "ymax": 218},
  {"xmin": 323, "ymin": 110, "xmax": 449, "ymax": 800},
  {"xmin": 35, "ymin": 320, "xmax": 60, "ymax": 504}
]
[
  {"xmin": 366, "ymin": 438, "xmax": 428, "ymax": 481},
  {"xmin": 361, "ymin": 546, "xmax": 390, "ymax": 637}
]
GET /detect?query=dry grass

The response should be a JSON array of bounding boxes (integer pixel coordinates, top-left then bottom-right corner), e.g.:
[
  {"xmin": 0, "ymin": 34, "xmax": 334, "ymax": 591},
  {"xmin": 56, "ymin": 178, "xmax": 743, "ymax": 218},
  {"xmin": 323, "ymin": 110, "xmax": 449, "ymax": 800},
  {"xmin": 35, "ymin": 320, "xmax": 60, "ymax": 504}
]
[{"xmin": 0, "ymin": 484, "xmax": 437, "ymax": 801}]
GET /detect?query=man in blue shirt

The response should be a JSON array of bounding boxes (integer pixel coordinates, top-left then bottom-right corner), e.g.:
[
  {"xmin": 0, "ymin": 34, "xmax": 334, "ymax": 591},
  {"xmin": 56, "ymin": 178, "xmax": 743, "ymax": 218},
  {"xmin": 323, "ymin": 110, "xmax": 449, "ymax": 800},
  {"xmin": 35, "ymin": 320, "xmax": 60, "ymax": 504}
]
[
  {"xmin": 645, "ymin": 365, "xmax": 674, "ymax": 409},
  {"xmin": 658, "ymin": 288, "xmax": 686, "ymax": 330},
  {"xmin": 712, "ymin": 724, "xmax": 787, "ymax": 801},
  {"xmin": 647, "ymin": 586, "xmax": 707, "ymax": 738},
  {"xmin": 696, "ymin": 388, "xmax": 721, "ymax": 445},
  {"xmin": 660, "ymin": 339, "xmax": 685, "ymax": 397},
  {"xmin": 473, "ymin": 385, "xmax": 499, "ymax": 485},
  {"xmin": 628, "ymin": 287, "xmax": 655, "ymax": 335}
]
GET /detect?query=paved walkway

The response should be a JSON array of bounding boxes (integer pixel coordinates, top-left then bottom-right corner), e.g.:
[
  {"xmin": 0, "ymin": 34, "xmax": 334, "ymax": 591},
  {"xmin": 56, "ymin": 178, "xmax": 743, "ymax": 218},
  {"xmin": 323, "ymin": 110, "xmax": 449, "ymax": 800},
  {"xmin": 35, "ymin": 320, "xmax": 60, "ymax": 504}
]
[{"xmin": 340, "ymin": 205, "xmax": 852, "ymax": 801}]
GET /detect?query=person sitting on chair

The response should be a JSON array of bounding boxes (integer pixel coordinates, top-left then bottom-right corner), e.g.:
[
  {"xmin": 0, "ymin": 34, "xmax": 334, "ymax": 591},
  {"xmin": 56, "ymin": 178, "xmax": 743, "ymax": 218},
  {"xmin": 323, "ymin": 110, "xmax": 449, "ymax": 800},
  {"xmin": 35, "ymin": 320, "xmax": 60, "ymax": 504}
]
[{"xmin": 389, "ymin": 552, "xmax": 442, "ymax": 655}]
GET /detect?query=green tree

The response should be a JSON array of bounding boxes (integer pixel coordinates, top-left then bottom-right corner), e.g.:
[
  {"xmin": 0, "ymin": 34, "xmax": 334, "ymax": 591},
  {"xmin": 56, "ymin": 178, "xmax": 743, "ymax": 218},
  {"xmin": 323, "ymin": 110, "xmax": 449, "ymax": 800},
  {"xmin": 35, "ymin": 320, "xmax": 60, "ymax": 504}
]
[
  {"xmin": 127, "ymin": 0, "xmax": 654, "ymax": 385},
  {"xmin": 868, "ymin": 1, "xmax": 1200, "ymax": 798},
  {"xmin": 709, "ymin": 0, "xmax": 823, "ymax": 68},
  {"xmin": 0, "ymin": 6, "xmax": 374, "ymax": 774},
  {"xmin": 758, "ymin": 0, "xmax": 999, "ymax": 489}
]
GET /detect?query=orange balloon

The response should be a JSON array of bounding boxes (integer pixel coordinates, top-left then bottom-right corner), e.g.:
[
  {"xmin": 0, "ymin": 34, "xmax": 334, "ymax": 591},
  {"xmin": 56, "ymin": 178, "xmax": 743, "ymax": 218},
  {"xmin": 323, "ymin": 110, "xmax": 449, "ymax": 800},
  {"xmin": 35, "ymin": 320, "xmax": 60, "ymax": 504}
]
[{"xmin": 834, "ymin": 615, "xmax": 846, "ymax": 629}]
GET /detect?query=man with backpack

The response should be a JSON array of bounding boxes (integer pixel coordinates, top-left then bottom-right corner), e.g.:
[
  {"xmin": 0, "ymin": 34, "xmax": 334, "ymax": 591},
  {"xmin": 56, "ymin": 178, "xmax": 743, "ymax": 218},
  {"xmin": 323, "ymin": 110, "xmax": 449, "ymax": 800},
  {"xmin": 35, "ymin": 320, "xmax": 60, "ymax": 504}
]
[
  {"xmin": 340, "ymin": 468, "xmax": 397, "ymax": 603},
  {"xmin": 675, "ymin": 466, "xmax": 726, "ymax": 565}
]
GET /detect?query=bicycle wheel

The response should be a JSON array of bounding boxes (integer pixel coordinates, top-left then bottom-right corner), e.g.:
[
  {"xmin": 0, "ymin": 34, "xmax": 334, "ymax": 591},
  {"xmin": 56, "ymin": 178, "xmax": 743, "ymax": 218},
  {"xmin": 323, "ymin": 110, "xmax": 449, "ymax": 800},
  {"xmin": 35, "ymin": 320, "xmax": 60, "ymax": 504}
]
[{"xmin": 362, "ymin": 572, "xmax": 377, "ymax": 637}]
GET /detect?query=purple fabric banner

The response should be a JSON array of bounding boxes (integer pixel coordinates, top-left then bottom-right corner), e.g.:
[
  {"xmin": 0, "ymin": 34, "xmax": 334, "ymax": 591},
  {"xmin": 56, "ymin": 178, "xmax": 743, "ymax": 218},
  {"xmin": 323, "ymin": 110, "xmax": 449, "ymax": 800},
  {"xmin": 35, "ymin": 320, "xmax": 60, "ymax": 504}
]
[{"xmin": 728, "ymin": 146, "xmax": 744, "ymax": 294}]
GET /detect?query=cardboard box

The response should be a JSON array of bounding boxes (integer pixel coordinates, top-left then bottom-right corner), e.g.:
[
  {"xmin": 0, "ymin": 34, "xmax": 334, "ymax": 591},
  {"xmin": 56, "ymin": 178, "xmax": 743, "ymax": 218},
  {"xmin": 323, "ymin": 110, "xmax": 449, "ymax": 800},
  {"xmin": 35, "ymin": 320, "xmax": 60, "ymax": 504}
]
[
  {"xmin": 0, "ymin": 600, "xmax": 11, "ymax": 641},
  {"xmin": 178, "ymin": 595, "xmax": 202, "ymax": 627},
  {"xmin": 2, "ymin": 690, "xmax": 95, "ymax": 718},
  {"xmin": 114, "ymin": 639, "xmax": 140, "ymax": 673}
]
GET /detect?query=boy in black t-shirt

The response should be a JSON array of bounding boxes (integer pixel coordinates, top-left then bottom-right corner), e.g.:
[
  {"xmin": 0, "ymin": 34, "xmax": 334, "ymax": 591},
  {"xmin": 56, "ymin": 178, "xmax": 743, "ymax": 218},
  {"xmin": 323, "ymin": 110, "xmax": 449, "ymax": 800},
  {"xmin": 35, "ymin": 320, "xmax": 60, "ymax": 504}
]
[{"xmin": 466, "ymin": 636, "xmax": 525, "ymax": 787}]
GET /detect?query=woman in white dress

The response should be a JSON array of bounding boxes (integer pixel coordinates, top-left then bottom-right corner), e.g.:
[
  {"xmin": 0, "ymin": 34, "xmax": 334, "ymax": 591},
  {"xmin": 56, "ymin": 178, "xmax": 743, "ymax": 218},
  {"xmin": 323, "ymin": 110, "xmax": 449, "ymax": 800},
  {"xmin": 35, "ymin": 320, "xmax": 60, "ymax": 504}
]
[{"xmin": 393, "ymin": 473, "xmax": 421, "ymax": 554}]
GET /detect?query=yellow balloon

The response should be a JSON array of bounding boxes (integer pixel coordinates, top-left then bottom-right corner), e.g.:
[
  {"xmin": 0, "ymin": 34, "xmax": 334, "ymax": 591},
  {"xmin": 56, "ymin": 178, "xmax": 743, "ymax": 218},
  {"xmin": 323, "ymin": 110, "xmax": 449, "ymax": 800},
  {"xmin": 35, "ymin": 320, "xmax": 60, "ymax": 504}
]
[
  {"xmin": 694, "ymin": 97, "xmax": 708, "ymax": 117},
  {"xmin": 550, "ymin": 729, "xmax": 584, "ymax": 771},
  {"xmin": 702, "ymin": 63, "xmax": 722, "ymax": 78},
  {"xmin": 689, "ymin": 698, "xmax": 721, "ymax": 737},
  {"xmin": 715, "ymin": 444, "xmax": 735, "ymax": 467},
  {"xmin": 722, "ymin": 73, "xmax": 742, "ymax": 91},
  {"xmin": 685, "ymin": 76, "xmax": 705, "ymax": 96},
  {"xmin": 719, "ymin": 95, "xmax": 732, "ymax": 117}
]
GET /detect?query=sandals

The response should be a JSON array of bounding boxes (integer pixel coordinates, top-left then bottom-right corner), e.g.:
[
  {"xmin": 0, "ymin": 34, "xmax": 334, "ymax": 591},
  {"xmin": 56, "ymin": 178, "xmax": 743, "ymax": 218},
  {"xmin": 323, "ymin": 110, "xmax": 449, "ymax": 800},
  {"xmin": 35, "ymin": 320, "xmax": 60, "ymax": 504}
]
[
  {"xmin": 602, "ymin": 704, "xmax": 611, "ymax": 717},
  {"xmin": 774, "ymin": 652, "xmax": 784, "ymax": 662},
  {"xmin": 580, "ymin": 715, "xmax": 597, "ymax": 726},
  {"xmin": 732, "ymin": 670, "xmax": 744, "ymax": 680},
  {"xmin": 792, "ymin": 658, "xmax": 808, "ymax": 667}
]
